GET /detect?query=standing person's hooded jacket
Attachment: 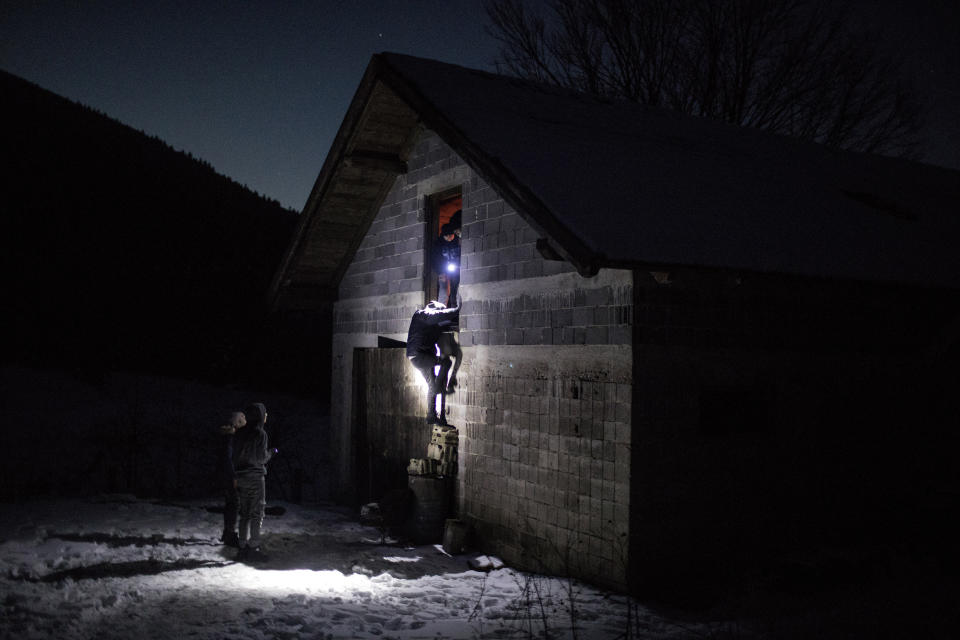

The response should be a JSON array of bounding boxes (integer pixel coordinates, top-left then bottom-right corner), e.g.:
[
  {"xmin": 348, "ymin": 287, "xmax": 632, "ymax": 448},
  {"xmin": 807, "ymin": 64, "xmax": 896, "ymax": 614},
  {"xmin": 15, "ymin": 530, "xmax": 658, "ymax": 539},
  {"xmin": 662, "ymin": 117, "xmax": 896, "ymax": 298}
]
[{"xmin": 231, "ymin": 403, "xmax": 273, "ymax": 477}]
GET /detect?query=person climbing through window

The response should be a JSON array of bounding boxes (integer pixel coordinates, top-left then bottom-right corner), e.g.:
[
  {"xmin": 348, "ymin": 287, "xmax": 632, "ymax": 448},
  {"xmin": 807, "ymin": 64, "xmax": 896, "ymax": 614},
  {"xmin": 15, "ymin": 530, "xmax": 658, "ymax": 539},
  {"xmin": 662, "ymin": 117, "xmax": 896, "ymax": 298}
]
[{"xmin": 432, "ymin": 209, "xmax": 461, "ymax": 308}]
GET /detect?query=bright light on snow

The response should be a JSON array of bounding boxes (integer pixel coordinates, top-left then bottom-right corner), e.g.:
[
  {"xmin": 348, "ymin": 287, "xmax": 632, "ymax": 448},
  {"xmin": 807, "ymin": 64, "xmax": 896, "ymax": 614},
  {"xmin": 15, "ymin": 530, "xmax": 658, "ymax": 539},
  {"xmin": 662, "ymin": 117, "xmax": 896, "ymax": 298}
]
[
  {"xmin": 241, "ymin": 568, "xmax": 374, "ymax": 594},
  {"xmin": 0, "ymin": 496, "xmax": 693, "ymax": 639},
  {"xmin": 383, "ymin": 555, "xmax": 422, "ymax": 563}
]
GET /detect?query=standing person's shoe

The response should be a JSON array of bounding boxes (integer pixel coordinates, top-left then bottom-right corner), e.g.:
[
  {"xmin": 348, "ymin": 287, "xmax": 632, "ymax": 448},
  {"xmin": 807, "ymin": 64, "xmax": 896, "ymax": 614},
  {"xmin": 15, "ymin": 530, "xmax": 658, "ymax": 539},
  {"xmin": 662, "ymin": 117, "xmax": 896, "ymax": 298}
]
[
  {"xmin": 235, "ymin": 546, "xmax": 250, "ymax": 561},
  {"xmin": 221, "ymin": 531, "xmax": 240, "ymax": 547}
]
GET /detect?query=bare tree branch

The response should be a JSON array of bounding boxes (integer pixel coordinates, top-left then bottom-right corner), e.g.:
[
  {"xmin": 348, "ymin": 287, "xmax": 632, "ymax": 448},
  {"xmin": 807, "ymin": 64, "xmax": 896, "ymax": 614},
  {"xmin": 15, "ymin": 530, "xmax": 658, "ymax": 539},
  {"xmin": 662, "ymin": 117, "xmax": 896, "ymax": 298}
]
[{"xmin": 483, "ymin": 0, "xmax": 922, "ymax": 157}]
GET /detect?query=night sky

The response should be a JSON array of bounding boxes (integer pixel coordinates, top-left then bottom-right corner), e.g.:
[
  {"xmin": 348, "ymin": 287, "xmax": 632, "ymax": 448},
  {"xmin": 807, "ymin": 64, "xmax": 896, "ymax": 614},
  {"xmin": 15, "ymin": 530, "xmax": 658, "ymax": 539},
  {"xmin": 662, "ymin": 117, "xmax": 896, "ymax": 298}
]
[{"xmin": 2, "ymin": 0, "xmax": 957, "ymax": 211}]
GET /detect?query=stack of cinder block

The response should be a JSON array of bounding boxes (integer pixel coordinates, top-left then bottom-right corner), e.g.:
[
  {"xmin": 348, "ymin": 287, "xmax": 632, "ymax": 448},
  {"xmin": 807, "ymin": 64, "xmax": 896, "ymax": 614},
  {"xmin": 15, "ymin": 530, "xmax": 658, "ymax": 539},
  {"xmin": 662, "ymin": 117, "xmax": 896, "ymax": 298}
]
[
  {"xmin": 429, "ymin": 425, "xmax": 459, "ymax": 476},
  {"xmin": 407, "ymin": 425, "xmax": 458, "ymax": 477},
  {"xmin": 406, "ymin": 457, "xmax": 437, "ymax": 475}
]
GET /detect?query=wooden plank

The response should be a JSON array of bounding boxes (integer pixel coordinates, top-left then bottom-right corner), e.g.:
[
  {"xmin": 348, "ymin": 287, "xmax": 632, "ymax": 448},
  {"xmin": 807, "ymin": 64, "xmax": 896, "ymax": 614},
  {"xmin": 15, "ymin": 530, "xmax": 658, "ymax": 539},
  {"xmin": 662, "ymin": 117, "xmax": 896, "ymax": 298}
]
[{"xmin": 344, "ymin": 149, "xmax": 408, "ymax": 174}]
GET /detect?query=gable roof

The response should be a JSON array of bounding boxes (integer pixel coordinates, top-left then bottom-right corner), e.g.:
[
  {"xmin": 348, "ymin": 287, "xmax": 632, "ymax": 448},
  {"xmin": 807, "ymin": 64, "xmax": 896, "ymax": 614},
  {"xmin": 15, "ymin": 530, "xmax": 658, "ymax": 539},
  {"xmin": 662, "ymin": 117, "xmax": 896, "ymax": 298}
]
[{"xmin": 271, "ymin": 52, "xmax": 960, "ymax": 309}]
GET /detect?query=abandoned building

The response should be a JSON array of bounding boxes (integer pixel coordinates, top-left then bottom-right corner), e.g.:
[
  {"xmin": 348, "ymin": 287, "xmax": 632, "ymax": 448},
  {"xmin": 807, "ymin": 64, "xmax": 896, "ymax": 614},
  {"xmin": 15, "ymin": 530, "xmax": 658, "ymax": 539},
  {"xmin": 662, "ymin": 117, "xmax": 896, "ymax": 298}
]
[{"xmin": 269, "ymin": 53, "xmax": 960, "ymax": 594}]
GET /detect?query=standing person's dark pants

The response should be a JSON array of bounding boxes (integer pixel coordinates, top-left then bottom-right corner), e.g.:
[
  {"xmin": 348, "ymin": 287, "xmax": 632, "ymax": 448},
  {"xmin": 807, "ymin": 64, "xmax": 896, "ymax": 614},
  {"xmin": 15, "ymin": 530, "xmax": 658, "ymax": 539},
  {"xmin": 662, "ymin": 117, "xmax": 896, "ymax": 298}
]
[
  {"xmin": 237, "ymin": 474, "xmax": 266, "ymax": 550},
  {"xmin": 223, "ymin": 479, "xmax": 239, "ymax": 542},
  {"xmin": 446, "ymin": 274, "xmax": 460, "ymax": 309},
  {"xmin": 219, "ymin": 422, "xmax": 241, "ymax": 547}
]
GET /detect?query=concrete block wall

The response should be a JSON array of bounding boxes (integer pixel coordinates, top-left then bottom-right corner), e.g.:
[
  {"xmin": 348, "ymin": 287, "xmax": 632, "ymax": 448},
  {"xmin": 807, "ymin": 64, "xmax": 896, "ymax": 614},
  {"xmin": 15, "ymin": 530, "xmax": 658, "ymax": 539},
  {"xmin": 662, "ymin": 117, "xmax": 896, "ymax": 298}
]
[
  {"xmin": 330, "ymin": 131, "xmax": 471, "ymax": 501},
  {"xmin": 330, "ymin": 129, "xmax": 636, "ymax": 591},
  {"xmin": 452, "ymin": 345, "xmax": 632, "ymax": 589},
  {"xmin": 320, "ymin": 124, "xmax": 960, "ymax": 597},
  {"xmin": 452, "ymin": 162, "xmax": 634, "ymax": 589}
]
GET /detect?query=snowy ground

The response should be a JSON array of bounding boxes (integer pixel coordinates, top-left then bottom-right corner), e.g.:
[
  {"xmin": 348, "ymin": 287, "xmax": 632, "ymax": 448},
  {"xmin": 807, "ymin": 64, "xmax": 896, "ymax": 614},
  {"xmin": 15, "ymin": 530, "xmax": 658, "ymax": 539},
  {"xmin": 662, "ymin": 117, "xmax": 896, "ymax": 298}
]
[{"xmin": 0, "ymin": 496, "xmax": 709, "ymax": 639}]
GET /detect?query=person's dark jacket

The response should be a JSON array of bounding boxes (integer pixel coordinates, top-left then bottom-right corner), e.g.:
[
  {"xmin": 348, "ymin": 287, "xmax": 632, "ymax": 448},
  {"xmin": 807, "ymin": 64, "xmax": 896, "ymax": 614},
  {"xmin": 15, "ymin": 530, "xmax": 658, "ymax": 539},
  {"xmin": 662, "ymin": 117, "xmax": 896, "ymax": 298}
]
[
  {"xmin": 220, "ymin": 432, "xmax": 235, "ymax": 482},
  {"xmin": 406, "ymin": 304, "xmax": 460, "ymax": 358},
  {"xmin": 432, "ymin": 236, "xmax": 460, "ymax": 275},
  {"xmin": 231, "ymin": 403, "xmax": 273, "ymax": 477}
]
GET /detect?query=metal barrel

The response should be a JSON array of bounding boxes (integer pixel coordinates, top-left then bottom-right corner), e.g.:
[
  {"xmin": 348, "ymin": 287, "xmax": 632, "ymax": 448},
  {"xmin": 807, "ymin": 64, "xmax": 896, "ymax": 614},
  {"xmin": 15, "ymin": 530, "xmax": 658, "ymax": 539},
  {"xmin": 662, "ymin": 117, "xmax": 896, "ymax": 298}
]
[{"xmin": 406, "ymin": 475, "xmax": 450, "ymax": 543}]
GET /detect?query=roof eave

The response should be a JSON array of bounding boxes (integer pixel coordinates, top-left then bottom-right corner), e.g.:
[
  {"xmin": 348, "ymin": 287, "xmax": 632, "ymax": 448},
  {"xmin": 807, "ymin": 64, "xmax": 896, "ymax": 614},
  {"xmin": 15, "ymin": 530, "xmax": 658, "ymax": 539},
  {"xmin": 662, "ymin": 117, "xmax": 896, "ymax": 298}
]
[
  {"xmin": 375, "ymin": 54, "xmax": 604, "ymax": 278},
  {"xmin": 269, "ymin": 60, "xmax": 386, "ymax": 309},
  {"xmin": 270, "ymin": 55, "xmax": 418, "ymax": 311}
]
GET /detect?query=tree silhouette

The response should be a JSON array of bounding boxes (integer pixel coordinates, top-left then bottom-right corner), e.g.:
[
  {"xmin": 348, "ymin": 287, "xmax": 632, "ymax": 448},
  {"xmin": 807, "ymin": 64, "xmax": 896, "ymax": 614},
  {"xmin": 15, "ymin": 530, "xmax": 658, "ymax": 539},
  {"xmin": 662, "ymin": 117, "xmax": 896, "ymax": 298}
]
[
  {"xmin": 484, "ymin": 0, "xmax": 921, "ymax": 156},
  {"xmin": 1, "ymin": 69, "xmax": 300, "ymax": 385}
]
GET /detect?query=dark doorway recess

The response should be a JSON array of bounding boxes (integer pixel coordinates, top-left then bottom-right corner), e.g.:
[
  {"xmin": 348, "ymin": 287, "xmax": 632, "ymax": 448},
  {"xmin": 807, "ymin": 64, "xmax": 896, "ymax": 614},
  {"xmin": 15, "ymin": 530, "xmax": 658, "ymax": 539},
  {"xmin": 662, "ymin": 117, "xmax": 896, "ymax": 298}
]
[{"xmin": 351, "ymin": 347, "xmax": 432, "ymax": 506}]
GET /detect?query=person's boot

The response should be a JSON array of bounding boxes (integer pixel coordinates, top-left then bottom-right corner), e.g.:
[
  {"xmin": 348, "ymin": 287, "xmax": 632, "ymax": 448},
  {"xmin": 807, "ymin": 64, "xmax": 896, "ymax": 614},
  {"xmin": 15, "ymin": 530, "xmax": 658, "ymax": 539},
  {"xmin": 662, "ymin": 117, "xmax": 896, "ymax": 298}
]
[
  {"xmin": 236, "ymin": 546, "xmax": 250, "ymax": 561},
  {"xmin": 221, "ymin": 531, "xmax": 240, "ymax": 547}
]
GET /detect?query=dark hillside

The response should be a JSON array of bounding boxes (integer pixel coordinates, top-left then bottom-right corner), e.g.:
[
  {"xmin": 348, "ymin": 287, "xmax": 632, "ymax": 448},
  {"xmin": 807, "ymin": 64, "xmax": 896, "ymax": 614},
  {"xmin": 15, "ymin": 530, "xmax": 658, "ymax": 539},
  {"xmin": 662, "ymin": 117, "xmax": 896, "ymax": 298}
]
[{"xmin": 1, "ymin": 70, "xmax": 301, "ymax": 385}]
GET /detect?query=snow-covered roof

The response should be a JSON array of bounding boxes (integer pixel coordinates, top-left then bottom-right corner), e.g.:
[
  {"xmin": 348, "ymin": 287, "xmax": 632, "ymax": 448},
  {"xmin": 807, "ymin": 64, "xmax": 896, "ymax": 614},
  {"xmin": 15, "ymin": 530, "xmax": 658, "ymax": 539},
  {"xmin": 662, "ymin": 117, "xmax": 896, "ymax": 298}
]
[
  {"xmin": 379, "ymin": 53, "xmax": 960, "ymax": 286},
  {"xmin": 272, "ymin": 53, "xmax": 960, "ymax": 307}
]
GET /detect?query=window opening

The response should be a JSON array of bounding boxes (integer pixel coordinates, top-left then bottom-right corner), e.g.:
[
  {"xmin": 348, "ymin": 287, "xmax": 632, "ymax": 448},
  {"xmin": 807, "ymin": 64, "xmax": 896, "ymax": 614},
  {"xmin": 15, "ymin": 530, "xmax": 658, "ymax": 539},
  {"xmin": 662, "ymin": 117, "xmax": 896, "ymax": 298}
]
[{"xmin": 425, "ymin": 188, "xmax": 462, "ymax": 307}]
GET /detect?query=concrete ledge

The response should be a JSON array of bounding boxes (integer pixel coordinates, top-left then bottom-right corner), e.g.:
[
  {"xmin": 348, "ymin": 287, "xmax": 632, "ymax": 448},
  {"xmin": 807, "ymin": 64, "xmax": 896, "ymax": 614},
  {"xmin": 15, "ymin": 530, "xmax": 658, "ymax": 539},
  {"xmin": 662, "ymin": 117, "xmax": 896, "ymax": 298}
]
[
  {"xmin": 460, "ymin": 344, "xmax": 632, "ymax": 384},
  {"xmin": 462, "ymin": 268, "xmax": 632, "ymax": 301}
]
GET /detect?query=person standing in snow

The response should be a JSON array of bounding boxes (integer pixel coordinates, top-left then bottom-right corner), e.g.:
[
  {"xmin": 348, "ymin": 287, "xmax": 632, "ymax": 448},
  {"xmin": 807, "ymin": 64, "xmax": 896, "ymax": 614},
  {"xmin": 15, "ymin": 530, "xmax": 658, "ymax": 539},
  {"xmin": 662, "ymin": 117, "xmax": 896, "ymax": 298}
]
[
  {"xmin": 407, "ymin": 300, "xmax": 460, "ymax": 425},
  {"xmin": 232, "ymin": 402, "xmax": 274, "ymax": 561},
  {"xmin": 217, "ymin": 410, "xmax": 246, "ymax": 547}
]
